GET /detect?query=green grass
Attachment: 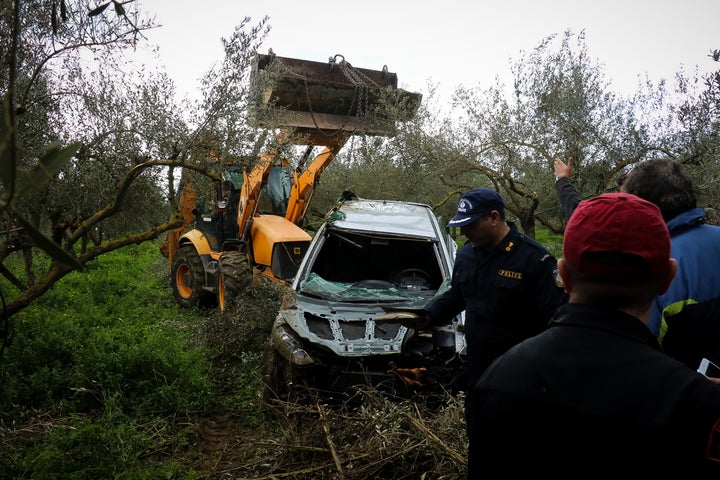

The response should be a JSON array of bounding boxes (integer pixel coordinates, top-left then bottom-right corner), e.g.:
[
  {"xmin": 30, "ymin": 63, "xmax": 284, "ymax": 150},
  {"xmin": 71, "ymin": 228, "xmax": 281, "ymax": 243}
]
[
  {"xmin": 0, "ymin": 242, "xmax": 215, "ymax": 479},
  {"xmin": 535, "ymin": 226, "xmax": 563, "ymax": 259},
  {"xmin": 0, "ymin": 240, "xmax": 287, "ymax": 478},
  {"xmin": 0, "ymin": 230, "xmax": 559, "ymax": 478}
]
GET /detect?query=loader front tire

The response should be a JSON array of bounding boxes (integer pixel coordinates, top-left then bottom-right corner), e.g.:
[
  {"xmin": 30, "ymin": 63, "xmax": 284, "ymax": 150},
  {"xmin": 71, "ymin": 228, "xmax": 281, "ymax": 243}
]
[
  {"xmin": 172, "ymin": 246, "xmax": 214, "ymax": 308},
  {"xmin": 217, "ymin": 251, "xmax": 253, "ymax": 310}
]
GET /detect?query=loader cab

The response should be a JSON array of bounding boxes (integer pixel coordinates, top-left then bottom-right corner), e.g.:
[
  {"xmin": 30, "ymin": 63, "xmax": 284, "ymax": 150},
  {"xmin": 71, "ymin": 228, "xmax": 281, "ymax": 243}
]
[
  {"xmin": 191, "ymin": 167, "xmax": 245, "ymax": 251},
  {"xmin": 261, "ymin": 163, "xmax": 293, "ymax": 216}
]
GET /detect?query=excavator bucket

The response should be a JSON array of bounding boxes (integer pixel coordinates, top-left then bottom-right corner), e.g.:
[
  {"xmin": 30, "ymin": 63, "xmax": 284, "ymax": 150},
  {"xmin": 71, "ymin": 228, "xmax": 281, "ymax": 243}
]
[{"xmin": 249, "ymin": 53, "xmax": 422, "ymax": 139}]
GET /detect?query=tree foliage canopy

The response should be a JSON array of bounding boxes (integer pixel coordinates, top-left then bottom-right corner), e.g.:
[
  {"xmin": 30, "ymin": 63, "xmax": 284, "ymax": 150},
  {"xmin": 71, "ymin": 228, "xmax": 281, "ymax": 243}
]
[
  {"xmin": 326, "ymin": 30, "xmax": 719, "ymax": 239},
  {"xmin": 1, "ymin": 6, "xmax": 718, "ymax": 325}
]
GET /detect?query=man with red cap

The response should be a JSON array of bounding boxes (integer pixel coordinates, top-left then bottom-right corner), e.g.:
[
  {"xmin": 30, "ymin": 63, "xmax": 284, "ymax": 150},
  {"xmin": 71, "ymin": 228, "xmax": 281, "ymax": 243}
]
[{"xmin": 472, "ymin": 192, "xmax": 720, "ymax": 477}]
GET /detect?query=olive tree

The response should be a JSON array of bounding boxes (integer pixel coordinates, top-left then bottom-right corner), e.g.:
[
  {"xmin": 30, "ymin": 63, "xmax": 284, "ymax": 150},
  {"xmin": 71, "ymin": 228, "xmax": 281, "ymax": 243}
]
[
  {"xmin": 163, "ymin": 16, "xmax": 271, "ymax": 207},
  {"xmin": 434, "ymin": 30, "xmax": 662, "ymax": 237},
  {"xmin": 330, "ymin": 32, "xmax": 632, "ymax": 237},
  {"xmin": 0, "ymin": 0, "xmax": 168, "ymax": 314},
  {"xmin": 296, "ymin": 33, "xmax": 719, "ymax": 242},
  {"xmin": 0, "ymin": 2, "xmax": 272, "ymax": 319},
  {"xmin": 314, "ymin": 84, "xmax": 470, "ymax": 225},
  {"xmin": 664, "ymin": 51, "xmax": 720, "ymax": 209}
]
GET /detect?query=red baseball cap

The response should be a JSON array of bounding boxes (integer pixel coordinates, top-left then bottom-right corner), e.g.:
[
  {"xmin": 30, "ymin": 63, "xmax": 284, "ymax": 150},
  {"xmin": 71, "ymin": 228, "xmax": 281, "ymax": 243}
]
[{"xmin": 563, "ymin": 193, "xmax": 671, "ymax": 280}]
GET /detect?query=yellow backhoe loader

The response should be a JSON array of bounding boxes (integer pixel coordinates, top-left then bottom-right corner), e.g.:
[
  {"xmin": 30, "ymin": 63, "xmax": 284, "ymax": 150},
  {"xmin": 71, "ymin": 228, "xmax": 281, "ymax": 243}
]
[{"xmin": 160, "ymin": 53, "xmax": 421, "ymax": 310}]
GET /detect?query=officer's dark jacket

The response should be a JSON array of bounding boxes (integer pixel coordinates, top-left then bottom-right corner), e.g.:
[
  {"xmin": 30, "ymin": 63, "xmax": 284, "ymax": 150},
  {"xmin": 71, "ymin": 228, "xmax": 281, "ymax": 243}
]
[
  {"xmin": 473, "ymin": 303, "xmax": 720, "ymax": 477},
  {"xmin": 424, "ymin": 222, "xmax": 567, "ymax": 388}
]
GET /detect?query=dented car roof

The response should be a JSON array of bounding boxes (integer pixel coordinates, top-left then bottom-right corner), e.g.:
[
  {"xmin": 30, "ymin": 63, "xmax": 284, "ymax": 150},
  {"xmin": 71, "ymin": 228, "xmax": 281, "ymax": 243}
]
[{"xmin": 324, "ymin": 199, "xmax": 445, "ymax": 239}]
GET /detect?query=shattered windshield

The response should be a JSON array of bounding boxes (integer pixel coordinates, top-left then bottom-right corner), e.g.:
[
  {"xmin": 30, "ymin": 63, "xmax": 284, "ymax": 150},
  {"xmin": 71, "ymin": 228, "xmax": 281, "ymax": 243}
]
[{"xmin": 299, "ymin": 273, "xmax": 432, "ymax": 302}]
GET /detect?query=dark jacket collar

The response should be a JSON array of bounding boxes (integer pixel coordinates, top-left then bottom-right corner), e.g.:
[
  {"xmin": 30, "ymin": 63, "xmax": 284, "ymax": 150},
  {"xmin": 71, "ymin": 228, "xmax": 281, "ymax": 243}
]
[{"xmin": 550, "ymin": 303, "xmax": 663, "ymax": 351}]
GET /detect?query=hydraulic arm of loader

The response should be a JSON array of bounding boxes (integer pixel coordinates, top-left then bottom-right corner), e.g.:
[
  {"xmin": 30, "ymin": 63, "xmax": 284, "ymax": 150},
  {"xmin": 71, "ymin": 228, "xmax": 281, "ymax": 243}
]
[{"xmin": 284, "ymin": 135, "xmax": 348, "ymax": 226}]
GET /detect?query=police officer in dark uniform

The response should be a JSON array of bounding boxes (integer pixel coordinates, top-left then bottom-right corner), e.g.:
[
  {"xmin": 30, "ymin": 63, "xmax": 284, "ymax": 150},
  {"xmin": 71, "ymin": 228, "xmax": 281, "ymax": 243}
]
[
  {"xmin": 397, "ymin": 187, "xmax": 568, "ymax": 479},
  {"xmin": 425, "ymin": 187, "xmax": 567, "ymax": 390}
]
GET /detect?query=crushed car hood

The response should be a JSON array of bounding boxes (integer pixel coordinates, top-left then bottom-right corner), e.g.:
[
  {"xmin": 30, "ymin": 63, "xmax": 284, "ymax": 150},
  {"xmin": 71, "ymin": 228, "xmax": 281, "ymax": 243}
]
[{"xmin": 279, "ymin": 293, "xmax": 412, "ymax": 357}]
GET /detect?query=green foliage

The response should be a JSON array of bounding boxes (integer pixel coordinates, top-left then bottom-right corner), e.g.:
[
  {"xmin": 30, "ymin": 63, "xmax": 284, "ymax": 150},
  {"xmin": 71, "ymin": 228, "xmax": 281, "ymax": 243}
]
[
  {"xmin": 13, "ymin": 403, "xmax": 196, "ymax": 480},
  {"xmin": 0, "ymin": 243, "xmax": 212, "ymax": 418},
  {"xmin": 0, "ymin": 242, "xmax": 213, "ymax": 478},
  {"xmin": 195, "ymin": 278, "xmax": 286, "ymax": 428},
  {"xmin": 534, "ymin": 226, "xmax": 564, "ymax": 259}
]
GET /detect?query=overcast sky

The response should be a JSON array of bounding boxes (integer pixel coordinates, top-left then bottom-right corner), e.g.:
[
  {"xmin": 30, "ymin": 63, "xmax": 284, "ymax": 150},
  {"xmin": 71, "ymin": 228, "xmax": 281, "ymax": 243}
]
[{"xmin": 139, "ymin": 0, "xmax": 719, "ymax": 103}]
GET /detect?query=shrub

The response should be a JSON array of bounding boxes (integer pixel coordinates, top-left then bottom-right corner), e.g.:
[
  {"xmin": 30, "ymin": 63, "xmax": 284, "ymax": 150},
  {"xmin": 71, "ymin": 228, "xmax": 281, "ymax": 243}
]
[{"xmin": 0, "ymin": 242, "xmax": 211, "ymax": 478}]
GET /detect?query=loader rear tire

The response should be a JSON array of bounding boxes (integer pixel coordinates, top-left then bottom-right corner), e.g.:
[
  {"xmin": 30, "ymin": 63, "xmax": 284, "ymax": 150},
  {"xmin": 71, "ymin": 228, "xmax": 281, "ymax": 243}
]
[
  {"xmin": 172, "ymin": 245, "xmax": 214, "ymax": 308},
  {"xmin": 217, "ymin": 251, "xmax": 253, "ymax": 310}
]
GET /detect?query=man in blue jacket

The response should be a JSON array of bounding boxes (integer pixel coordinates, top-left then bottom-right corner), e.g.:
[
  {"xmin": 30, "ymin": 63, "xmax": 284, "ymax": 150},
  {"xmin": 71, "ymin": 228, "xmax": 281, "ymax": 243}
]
[
  {"xmin": 554, "ymin": 157, "xmax": 720, "ymax": 368},
  {"xmin": 621, "ymin": 158, "xmax": 720, "ymax": 341}
]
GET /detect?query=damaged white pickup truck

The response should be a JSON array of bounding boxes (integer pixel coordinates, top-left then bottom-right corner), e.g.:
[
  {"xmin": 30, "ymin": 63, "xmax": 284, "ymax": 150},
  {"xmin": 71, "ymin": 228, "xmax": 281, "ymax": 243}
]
[{"xmin": 263, "ymin": 196, "xmax": 466, "ymax": 401}]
